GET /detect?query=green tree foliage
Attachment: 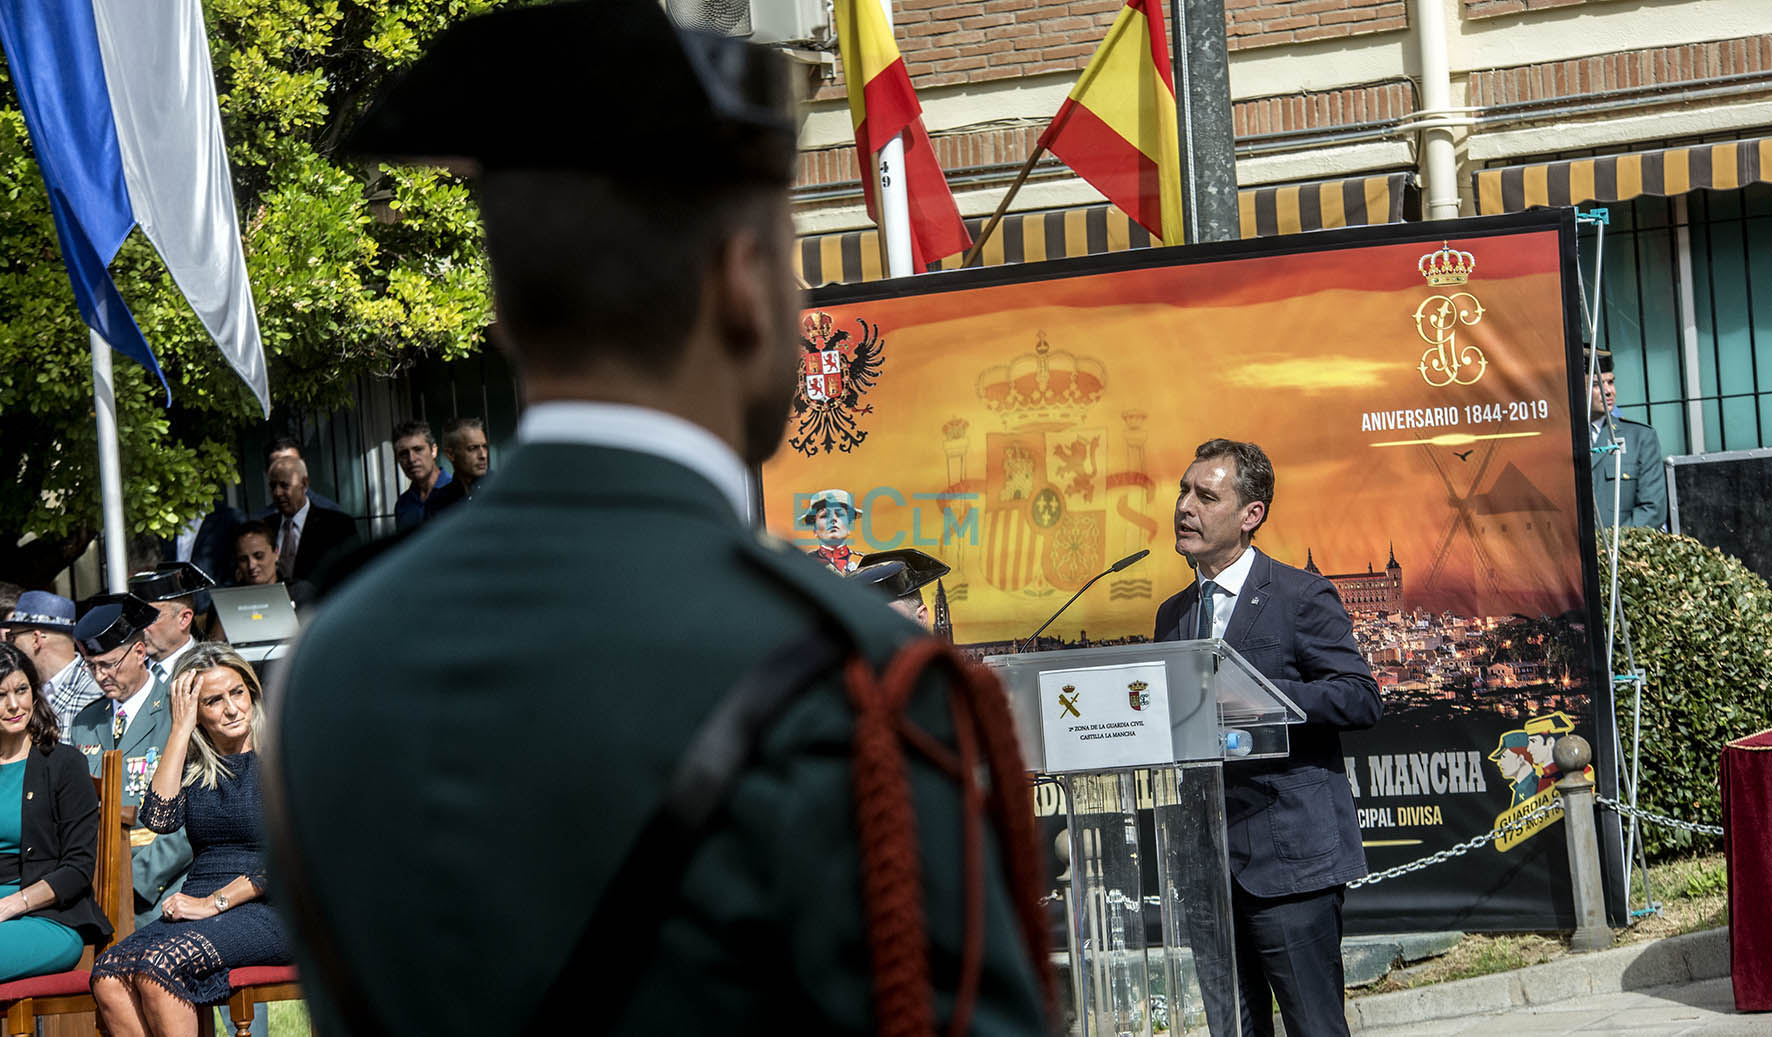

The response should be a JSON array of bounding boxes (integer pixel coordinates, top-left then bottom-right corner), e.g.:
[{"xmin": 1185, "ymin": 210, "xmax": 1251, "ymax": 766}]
[
  {"xmin": 1601, "ymin": 527, "xmax": 1772, "ymax": 858},
  {"xmin": 0, "ymin": 0, "xmax": 504, "ymax": 584}
]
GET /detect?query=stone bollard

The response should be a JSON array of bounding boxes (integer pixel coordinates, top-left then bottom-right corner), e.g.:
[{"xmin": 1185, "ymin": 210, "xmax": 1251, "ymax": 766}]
[{"xmin": 1555, "ymin": 735, "xmax": 1614, "ymax": 952}]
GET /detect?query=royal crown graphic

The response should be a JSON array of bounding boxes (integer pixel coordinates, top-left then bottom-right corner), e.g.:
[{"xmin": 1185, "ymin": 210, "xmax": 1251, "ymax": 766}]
[
  {"xmin": 975, "ymin": 331, "xmax": 1105, "ymax": 431},
  {"xmin": 1418, "ymin": 241, "xmax": 1476, "ymax": 286}
]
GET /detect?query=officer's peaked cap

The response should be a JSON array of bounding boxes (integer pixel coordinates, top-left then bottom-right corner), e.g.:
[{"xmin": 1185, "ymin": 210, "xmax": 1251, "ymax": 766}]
[{"xmin": 341, "ymin": 0, "xmax": 798, "ymax": 186}]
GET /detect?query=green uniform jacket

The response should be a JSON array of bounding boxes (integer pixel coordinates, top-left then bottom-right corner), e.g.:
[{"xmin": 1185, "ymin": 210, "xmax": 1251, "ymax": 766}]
[
  {"xmin": 272, "ymin": 443, "xmax": 1045, "ymax": 1036},
  {"xmin": 68, "ymin": 676, "xmax": 193, "ymax": 927},
  {"xmin": 1590, "ymin": 416, "xmax": 1667, "ymax": 529}
]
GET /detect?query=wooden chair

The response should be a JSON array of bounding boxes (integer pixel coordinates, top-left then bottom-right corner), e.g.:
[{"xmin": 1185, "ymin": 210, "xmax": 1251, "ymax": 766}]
[
  {"xmin": 198, "ymin": 966, "xmax": 304, "ymax": 1037},
  {"xmin": 0, "ymin": 749, "xmax": 132, "ymax": 1036}
]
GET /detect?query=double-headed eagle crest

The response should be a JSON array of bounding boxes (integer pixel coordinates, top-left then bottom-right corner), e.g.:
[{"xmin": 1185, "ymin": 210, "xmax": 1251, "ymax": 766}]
[{"xmin": 790, "ymin": 311, "xmax": 885, "ymax": 456}]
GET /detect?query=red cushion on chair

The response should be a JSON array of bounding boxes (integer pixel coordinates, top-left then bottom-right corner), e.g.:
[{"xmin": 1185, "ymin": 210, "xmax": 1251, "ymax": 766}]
[
  {"xmin": 228, "ymin": 966, "xmax": 299, "ymax": 988},
  {"xmin": 0, "ymin": 969, "xmax": 94, "ymax": 1001}
]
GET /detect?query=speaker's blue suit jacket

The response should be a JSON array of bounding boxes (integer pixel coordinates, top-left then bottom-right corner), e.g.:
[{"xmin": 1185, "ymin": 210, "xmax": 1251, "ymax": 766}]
[{"xmin": 1155, "ymin": 547, "xmax": 1382, "ymax": 897}]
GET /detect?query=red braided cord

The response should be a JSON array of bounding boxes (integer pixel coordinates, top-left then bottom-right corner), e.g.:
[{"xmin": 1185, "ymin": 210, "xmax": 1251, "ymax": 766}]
[
  {"xmin": 847, "ymin": 654, "xmax": 937, "ymax": 1037},
  {"xmin": 847, "ymin": 638, "xmax": 1057, "ymax": 1034}
]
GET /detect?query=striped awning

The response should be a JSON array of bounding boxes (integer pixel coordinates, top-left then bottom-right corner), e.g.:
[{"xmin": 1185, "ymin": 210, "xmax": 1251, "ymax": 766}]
[
  {"xmin": 1472, "ymin": 136, "xmax": 1772, "ymax": 215},
  {"xmin": 795, "ymin": 172, "xmax": 1411, "ymax": 287}
]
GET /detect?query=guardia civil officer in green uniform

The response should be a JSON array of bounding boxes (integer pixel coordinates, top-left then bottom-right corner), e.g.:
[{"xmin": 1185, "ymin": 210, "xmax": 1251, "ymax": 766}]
[
  {"xmin": 266, "ymin": 4, "xmax": 1050, "ymax": 1034},
  {"xmin": 849, "ymin": 548, "xmax": 952, "ymax": 628},
  {"xmin": 1587, "ymin": 349, "xmax": 1667, "ymax": 529},
  {"xmin": 66, "ymin": 594, "xmax": 192, "ymax": 928}
]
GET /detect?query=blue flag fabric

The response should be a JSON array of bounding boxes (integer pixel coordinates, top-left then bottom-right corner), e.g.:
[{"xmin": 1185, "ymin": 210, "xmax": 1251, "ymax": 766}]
[{"xmin": 0, "ymin": 0, "xmax": 169, "ymax": 397}]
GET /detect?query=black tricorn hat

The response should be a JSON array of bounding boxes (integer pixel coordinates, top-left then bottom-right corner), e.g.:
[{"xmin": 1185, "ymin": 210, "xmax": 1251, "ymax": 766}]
[
  {"xmin": 71, "ymin": 593, "xmax": 159, "ymax": 656},
  {"xmin": 1587, "ymin": 347, "xmax": 1613, "ymax": 374},
  {"xmin": 849, "ymin": 549, "xmax": 953, "ymax": 600},
  {"xmin": 128, "ymin": 561, "xmax": 215, "ymax": 603},
  {"xmin": 341, "ymin": 0, "xmax": 798, "ymax": 185}
]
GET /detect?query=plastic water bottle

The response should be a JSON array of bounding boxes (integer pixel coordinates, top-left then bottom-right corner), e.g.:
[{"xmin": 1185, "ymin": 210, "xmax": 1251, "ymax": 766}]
[{"xmin": 1222, "ymin": 729, "xmax": 1253, "ymax": 757}]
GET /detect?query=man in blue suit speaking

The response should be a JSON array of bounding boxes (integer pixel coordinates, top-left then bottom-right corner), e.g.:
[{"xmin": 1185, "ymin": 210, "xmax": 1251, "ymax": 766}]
[{"xmin": 1155, "ymin": 439, "xmax": 1381, "ymax": 1037}]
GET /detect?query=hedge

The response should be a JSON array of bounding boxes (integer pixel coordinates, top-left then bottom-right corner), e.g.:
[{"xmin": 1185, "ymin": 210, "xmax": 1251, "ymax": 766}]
[{"xmin": 1600, "ymin": 527, "xmax": 1772, "ymax": 858}]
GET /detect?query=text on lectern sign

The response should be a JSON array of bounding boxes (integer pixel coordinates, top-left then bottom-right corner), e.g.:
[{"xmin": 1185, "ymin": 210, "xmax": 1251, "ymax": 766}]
[{"xmin": 1037, "ymin": 661, "xmax": 1172, "ymax": 772}]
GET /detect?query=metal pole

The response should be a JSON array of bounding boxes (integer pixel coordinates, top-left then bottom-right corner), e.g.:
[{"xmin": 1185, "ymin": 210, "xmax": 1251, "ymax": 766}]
[
  {"xmin": 1674, "ymin": 196, "xmax": 1706, "ymax": 453},
  {"xmin": 90, "ymin": 331, "xmax": 129, "ymax": 592},
  {"xmin": 875, "ymin": 0, "xmax": 914, "ymax": 277},
  {"xmin": 1412, "ymin": 0, "xmax": 1460, "ymax": 220},
  {"xmin": 1170, "ymin": 0, "xmax": 1239, "ymax": 242}
]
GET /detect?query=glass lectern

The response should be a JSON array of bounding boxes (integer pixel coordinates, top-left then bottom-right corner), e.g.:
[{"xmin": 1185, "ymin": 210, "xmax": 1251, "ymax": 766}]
[{"xmin": 986, "ymin": 639, "xmax": 1304, "ymax": 1037}]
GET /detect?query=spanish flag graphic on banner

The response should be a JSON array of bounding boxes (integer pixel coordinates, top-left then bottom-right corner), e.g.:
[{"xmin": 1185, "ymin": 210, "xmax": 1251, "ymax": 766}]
[
  {"xmin": 1038, "ymin": 0, "xmax": 1186, "ymax": 244},
  {"xmin": 835, "ymin": 0, "xmax": 972, "ymax": 267}
]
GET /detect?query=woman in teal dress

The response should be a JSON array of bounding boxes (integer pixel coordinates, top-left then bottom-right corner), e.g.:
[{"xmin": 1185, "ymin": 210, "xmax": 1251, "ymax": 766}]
[{"xmin": 0, "ymin": 643, "xmax": 112, "ymax": 981}]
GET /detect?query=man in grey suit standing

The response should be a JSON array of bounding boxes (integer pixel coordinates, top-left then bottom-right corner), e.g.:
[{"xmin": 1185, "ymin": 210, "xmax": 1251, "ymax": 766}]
[
  {"xmin": 1155, "ymin": 439, "xmax": 1381, "ymax": 1037},
  {"xmin": 68, "ymin": 594, "xmax": 193, "ymax": 927}
]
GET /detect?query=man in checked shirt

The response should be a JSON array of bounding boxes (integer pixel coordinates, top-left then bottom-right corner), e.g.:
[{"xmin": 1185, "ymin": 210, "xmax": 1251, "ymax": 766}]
[{"xmin": 0, "ymin": 590, "xmax": 103, "ymax": 739}]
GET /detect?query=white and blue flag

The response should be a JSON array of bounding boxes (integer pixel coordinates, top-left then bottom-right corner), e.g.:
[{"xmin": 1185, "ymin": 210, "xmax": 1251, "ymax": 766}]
[{"xmin": 0, "ymin": 0, "xmax": 270, "ymax": 414}]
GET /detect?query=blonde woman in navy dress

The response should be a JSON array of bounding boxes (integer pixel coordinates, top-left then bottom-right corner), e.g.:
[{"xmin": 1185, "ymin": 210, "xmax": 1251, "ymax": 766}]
[
  {"xmin": 0, "ymin": 644, "xmax": 111, "ymax": 980},
  {"xmin": 92, "ymin": 644, "xmax": 289, "ymax": 1035}
]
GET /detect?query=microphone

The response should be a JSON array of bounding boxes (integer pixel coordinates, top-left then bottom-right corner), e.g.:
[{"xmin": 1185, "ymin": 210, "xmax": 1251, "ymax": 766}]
[
  {"xmin": 1109, "ymin": 549, "xmax": 1149, "ymax": 573},
  {"xmin": 1015, "ymin": 550, "xmax": 1151, "ymax": 653}
]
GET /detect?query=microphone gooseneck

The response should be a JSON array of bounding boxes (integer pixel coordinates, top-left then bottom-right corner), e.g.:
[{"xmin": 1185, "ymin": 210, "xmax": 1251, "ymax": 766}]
[{"xmin": 1015, "ymin": 550, "xmax": 1151, "ymax": 653}]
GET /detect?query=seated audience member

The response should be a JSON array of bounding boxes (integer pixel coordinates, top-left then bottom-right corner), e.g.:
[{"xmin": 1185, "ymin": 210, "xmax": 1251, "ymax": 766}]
[
  {"xmin": 266, "ymin": 458, "xmax": 360, "ymax": 583},
  {"xmin": 128, "ymin": 563, "xmax": 214, "ymax": 685},
  {"xmin": 422, "ymin": 416, "xmax": 490, "ymax": 518},
  {"xmin": 0, "ymin": 644, "xmax": 113, "ymax": 981},
  {"xmin": 232, "ymin": 522, "xmax": 279, "ymax": 587},
  {"xmin": 68, "ymin": 597, "xmax": 193, "ymax": 927},
  {"xmin": 392, "ymin": 420, "xmax": 451, "ymax": 531},
  {"xmin": 230, "ymin": 523, "xmax": 313, "ymax": 614},
  {"xmin": 2, "ymin": 592, "xmax": 103, "ymax": 739},
  {"xmin": 92, "ymin": 644, "xmax": 290, "ymax": 1035}
]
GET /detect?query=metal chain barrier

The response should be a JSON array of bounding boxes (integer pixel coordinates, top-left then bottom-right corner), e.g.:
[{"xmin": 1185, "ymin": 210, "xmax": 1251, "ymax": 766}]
[
  {"xmin": 1596, "ymin": 794, "xmax": 1725, "ymax": 836},
  {"xmin": 1347, "ymin": 796, "xmax": 1567, "ymax": 889}
]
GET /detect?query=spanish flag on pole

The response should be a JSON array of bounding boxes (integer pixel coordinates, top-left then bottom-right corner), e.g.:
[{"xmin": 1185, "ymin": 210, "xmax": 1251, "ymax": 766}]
[
  {"xmin": 835, "ymin": 0, "xmax": 972, "ymax": 267},
  {"xmin": 1038, "ymin": 0, "xmax": 1185, "ymax": 244}
]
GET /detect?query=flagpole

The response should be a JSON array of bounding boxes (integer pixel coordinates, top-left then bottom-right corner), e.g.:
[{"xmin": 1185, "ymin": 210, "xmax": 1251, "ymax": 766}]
[
  {"xmin": 961, "ymin": 145, "xmax": 1045, "ymax": 268},
  {"xmin": 90, "ymin": 332, "xmax": 130, "ymax": 592},
  {"xmin": 874, "ymin": 0, "xmax": 914, "ymax": 277}
]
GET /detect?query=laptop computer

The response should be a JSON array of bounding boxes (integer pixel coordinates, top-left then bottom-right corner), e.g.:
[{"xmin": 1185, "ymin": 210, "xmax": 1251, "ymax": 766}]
[{"xmin": 209, "ymin": 584, "xmax": 301, "ymax": 660}]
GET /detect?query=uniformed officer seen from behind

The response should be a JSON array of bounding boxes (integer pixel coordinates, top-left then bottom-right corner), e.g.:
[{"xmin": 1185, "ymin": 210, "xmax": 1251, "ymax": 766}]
[{"xmin": 267, "ymin": 4, "xmax": 1050, "ymax": 1035}]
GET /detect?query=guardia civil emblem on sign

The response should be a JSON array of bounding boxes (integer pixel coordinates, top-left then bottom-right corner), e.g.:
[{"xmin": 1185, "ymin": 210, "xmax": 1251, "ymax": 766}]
[
  {"xmin": 790, "ymin": 311, "xmax": 885, "ymax": 456},
  {"xmin": 1128, "ymin": 679, "xmax": 1150, "ymax": 712},
  {"xmin": 1413, "ymin": 241, "xmax": 1487, "ymax": 388}
]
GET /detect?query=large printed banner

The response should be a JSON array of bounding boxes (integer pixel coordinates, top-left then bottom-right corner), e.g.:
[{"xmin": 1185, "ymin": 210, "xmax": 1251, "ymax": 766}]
[{"xmin": 763, "ymin": 211, "xmax": 1623, "ymax": 931}]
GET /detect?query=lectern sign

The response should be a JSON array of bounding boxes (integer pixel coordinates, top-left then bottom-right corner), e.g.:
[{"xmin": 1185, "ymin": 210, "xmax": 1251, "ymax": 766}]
[{"xmin": 1038, "ymin": 661, "xmax": 1172, "ymax": 772}]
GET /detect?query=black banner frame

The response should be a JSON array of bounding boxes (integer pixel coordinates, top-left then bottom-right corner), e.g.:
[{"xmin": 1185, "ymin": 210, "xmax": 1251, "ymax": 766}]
[{"xmin": 774, "ymin": 207, "xmax": 1628, "ymax": 931}]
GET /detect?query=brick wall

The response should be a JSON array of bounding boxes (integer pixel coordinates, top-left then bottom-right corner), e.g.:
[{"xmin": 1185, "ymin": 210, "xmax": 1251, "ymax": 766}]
[
  {"xmin": 1464, "ymin": 0, "xmax": 1588, "ymax": 20},
  {"xmin": 1233, "ymin": 80, "xmax": 1414, "ymax": 135},
  {"xmin": 812, "ymin": 0, "xmax": 1124, "ymax": 101},
  {"xmin": 814, "ymin": 0, "xmax": 1405, "ymax": 100},
  {"xmin": 1466, "ymin": 34, "xmax": 1772, "ymax": 105},
  {"xmin": 1226, "ymin": 0, "xmax": 1407, "ymax": 52},
  {"xmin": 796, "ymin": 80, "xmax": 1415, "ymax": 192}
]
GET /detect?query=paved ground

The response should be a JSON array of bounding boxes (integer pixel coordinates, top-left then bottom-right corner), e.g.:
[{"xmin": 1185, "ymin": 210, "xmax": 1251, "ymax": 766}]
[
  {"xmin": 1342, "ymin": 928, "xmax": 1772, "ymax": 1035},
  {"xmin": 1355, "ymin": 977, "xmax": 1765, "ymax": 1035}
]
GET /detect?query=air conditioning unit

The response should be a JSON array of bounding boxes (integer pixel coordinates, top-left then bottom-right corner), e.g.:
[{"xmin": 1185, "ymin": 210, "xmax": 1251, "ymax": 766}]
[{"xmin": 666, "ymin": 0, "xmax": 833, "ymax": 49}]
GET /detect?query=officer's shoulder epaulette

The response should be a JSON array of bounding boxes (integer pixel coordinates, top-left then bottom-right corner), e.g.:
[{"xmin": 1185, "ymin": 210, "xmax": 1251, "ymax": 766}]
[{"xmin": 735, "ymin": 531, "xmax": 909, "ymax": 659}]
